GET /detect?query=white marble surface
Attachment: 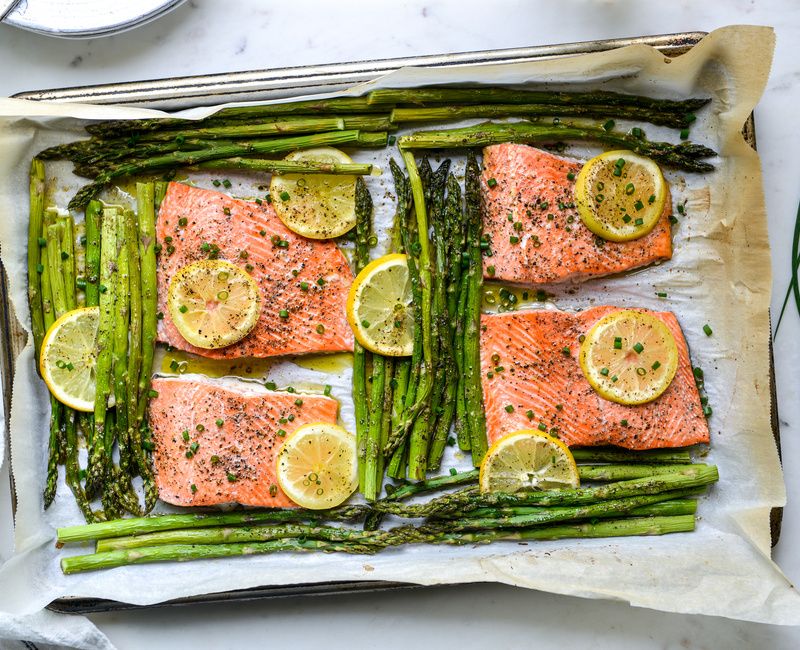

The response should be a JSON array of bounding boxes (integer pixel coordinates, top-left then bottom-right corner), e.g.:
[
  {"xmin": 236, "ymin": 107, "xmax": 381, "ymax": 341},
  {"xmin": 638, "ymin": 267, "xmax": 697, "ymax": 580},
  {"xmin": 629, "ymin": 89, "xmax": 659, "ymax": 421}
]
[{"xmin": 1, "ymin": 0, "xmax": 799, "ymax": 647}]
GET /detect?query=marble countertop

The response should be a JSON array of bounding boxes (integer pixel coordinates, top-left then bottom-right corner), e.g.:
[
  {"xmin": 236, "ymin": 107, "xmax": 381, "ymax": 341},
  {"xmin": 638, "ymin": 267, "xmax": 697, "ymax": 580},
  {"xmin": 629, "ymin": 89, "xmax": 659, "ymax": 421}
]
[{"xmin": 1, "ymin": 1, "xmax": 798, "ymax": 648}]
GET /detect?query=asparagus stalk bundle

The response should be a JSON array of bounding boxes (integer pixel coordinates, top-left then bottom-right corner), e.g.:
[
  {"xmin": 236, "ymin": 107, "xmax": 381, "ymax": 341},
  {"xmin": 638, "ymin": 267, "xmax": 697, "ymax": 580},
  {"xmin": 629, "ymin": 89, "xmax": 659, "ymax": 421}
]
[{"xmin": 57, "ymin": 461, "xmax": 716, "ymax": 573}]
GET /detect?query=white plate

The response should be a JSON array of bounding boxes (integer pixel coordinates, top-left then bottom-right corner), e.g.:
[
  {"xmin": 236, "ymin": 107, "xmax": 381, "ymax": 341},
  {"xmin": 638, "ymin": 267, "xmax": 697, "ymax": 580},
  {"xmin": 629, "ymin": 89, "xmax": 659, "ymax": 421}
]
[{"xmin": 2, "ymin": 0, "xmax": 186, "ymax": 38}]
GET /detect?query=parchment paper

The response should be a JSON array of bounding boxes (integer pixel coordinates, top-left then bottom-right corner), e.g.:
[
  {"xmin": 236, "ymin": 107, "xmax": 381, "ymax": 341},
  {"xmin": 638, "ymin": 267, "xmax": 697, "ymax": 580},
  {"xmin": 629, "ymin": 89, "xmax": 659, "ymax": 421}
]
[{"xmin": 1, "ymin": 25, "xmax": 797, "ymax": 623}]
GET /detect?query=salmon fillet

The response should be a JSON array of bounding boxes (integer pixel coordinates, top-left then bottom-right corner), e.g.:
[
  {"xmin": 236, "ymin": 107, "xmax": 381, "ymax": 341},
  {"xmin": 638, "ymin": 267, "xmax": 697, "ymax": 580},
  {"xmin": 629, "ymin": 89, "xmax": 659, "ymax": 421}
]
[
  {"xmin": 156, "ymin": 182, "xmax": 354, "ymax": 358},
  {"xmin": 480, "ymin": 306, "xmax": 709, "ymax": 449},
  {"xmin": 149, "ymin": 375, "xmax": 339, "ymax": 507},
  {"xmin": 481, "ymin": 143, "xmax": 673, "ymax": 285}
]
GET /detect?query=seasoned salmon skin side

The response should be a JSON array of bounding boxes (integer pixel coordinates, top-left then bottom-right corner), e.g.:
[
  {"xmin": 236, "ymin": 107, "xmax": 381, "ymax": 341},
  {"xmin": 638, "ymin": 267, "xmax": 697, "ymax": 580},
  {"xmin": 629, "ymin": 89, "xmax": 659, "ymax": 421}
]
[
  {"xmin": 481, "ymin": 143, "xmax": 673, "ymax": 285},
  {"xmin": 480, "ymin": 306, "xmax": 710, "ymax": 449},
  {"xmin": 149, "ymin": 376, "xmax": 339, "ymax": 507},
  {"xmin": 156, "ymin": 182, "xmax": 354, "ymax": 358}
]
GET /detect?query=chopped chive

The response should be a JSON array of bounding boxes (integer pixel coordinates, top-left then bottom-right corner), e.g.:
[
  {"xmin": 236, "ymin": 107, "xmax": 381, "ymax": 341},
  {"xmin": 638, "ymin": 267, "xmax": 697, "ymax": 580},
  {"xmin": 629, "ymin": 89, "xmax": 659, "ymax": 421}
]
[
  {"xmin": 656, "ymin": 292, "xmax": 668, "ymax": 298},
  {"xmin": 178, "ymin": 305, "xmax": 188, "ymax": 314},
  {"xmin": 269, "ymin": 484, "xmax": 278, "ymax": 497},
  {"xmin": 620, "ymin": 419, "xmax": 628, "ymax": 427},
  {"xmin": 226, "ymin": 472, "xmax": 238, "ymax": 482},
  {"xmin": 600, "ymin": 367, "xmax": 609, "ymax": 376},
  {"xmin": 633, "ymin": 342, "xmax": 644, "ymax": 354},
  {"xmin": 537, "ymin": 422, "xmax": 547, "ymax": 432},
  {"xmin": 323, "ymin": 384, "xmax": 332, "ymax": 396},
  {"xmin": 196, "ymin": 424, "xmax": 205, "ymax": 432},
  {"xmin": 216, "ymin": 418, "xmax": 224, "ymax": 427},
  {"xmin": 614, "ymin": 337, "xmax": 622, "ymax": 349},
  {"xmin": 561, "ymin": 346, "xmax": 570, "ymax": 355},
  {"xmin": 316, "ymin": 324, "xmax": 325, "ymax": 334},
  {"xmin": 148, "ymin": 389, "xmax": 159, "ymax": 398},
  {"xmin": 487, "ymin": 265, "xmax": 495, "ymax": 276},
  {"xmin": 526, "ymin": 409, "xmax": 534, "ymax": 419},
  {"xmin": 190, "ymin": 441, "xmax": 200, "ymax": 454},
  {"xmin": 277, "ymin": 428, "xmax": 287, "ymax": 437},
  {"xmin": 567, "ymin": 172, "xmax": 575, "ymax": 181},
  {"xmin": 210, "ymin": 455, "xmax": 220, "ymax": 464},
  {"xmin": 622, "ymin": 214, "xmax": 632, "ymax": 223},
  {"xmin": 265, "ymin": 381, "xmax": 277, "ymax": 390},
  {"xmin": 652, "ymin": 360, "xmax": 662, "ymax": 370},
  {"xmin": 504, "ymin": 404, "xmax": 515, "ymax": 413},
  {"xmin": 634, "ymin": 218, "xmax": 644, "ymax": 226},
  {"xmin": 578, "ymin": 334, "xmax": 585, "ymax": 343},
  {"xmin": 625, "ymin": 183, "xmax": 635, "ymax": 196},
  {"xmin": 703, "ymin": 324, "xmax": 713, "ymax": 336},
  {"xmin": 361, "ymin": 319, "xmax": 370, "ymax": 328},
  {"xmin": 279, "ymin": 191, "xmax": 290, "ymax": 201},
  {"xmin": 680, "ymin": 128, "xmax": 690, "ymax": 140},
  {"xmin": 295, "ymin": 398, "xmax": 304, "ymax": 407},
  {"xmin": 487, "ymin": 178, "xmax": 498, "ymax": 188},
  {"xmin": 300, "ymin": 281, "xmax": 309, "ymax": 291},
  {"xmin": 555, "ymin": 404, "xmax": 563, "ymax": 411},
  {"xmin": 603, "ymin": 119, "xmax": 615, "ymax": 131},
  {"xmin": 222, "ymin": 179, "xmax": 232, "ymax": 189},
  {"xmin": 634, "ymin": 200, "xmax": 644, "ymax": 211},
  {"xmin": 181, "ymin": 430, "xmax": 190, "ymax": 442},
  {"xmin": 190, "ymin": 484, "xmax": 197, "ymax": 494},
  {"xmin": 611, "ymin": 375, "xmax": 618, "ymax": 382},
  {"xmin": 509, "ymin": 235, "xmax": 519, "ymax": 244},
  {"xmin": 279, "ymin": 309, "xmax": 289, "ymax": 319}
]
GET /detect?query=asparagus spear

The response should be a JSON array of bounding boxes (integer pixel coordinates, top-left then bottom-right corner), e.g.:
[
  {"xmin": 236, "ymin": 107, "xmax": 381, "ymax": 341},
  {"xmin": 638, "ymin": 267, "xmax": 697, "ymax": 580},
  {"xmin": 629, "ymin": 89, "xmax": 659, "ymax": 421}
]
[
  {"xmin": 136, "ymin": 183, "xmax": 159, "ymax": 513},
  {"xmin": 578, "ymin": 463, "xmax": 710, "ymax": 482},
  {"xmin": 85, "ymin": 207, "xmax": 118, "ymax": 495},
  {"xmin": 436, "ymin": 490, "xmax": 696, "ymax": 532},
  {"xmin": 390, "ymin": 104, "xmax": 696, "ymax": 129},
  {"xmin": 57, "ymin": 505, "xmax": 370, "ymax": 543},
  {"xmin": 571, "ymin": 448, "xmax": 693, "ymax": 464},
  {"xmin": 125, "ymin": 210, "xmax": 143, "ymax": 481},
  {"xmin": 368, "ymin": 86, "xmax": 709, "ymax": 113},
  {"xmin": 428, "ymin": 173, "xmax": 462, "ymax": 468},
  {"xmin": 95, "ymin": 522, "xmax": 390, "ymax": 552},
  {"xmin": 352, "ymin": 177, "xmax": 372, "ymax": 490},
  {"xmin": 466, "ymin": 498, "xmax": 698, "ymax": 520},
  {"xmin": 68, "ymin": 130, "xmax": 388, "ymax": 209},
  {"xmin": 112, "ymin": 211, "xmax": 131, "ymax": 474},
  {"xmin": 84, "ymin": 200, "xmax": 103, "ymax": 309},
  {"xmin": 463, "ymin": 152, "xmax": 488, "ymax": 465},
  {"xmin": 400, "ymin": 150, "xmax": 435, "ymax": 480},
  {"xmin": 398, "ymin": 122, "xmax": 716, "ymax": 172},
  {"xmin": 191, "ymin": 158, "xmax": 374, "ymax": 175},
  {"xmin": 386, "ymin": 469, "xmax": 480, "ymax": 501},
  {"xmin": 27, "ymin": 159, "xmax": 46, "ymax": 361},
  {"xmin": 83, "ymin": 97, "xmax": 383, "ymax": 138},
  {"xmin": 363, "ymin": 355, "xmax": 386, "ymax": 501},
  {"xmin": 62, "ymin": 538, "xmax": 377, "ymax": 574},
  {"xmin": 127, "ymin": 116, "xmax": 348, "ymax": 142},
  {"xmin": 453, "ymin": 273, "xmax": 470, "ymax": 451}
]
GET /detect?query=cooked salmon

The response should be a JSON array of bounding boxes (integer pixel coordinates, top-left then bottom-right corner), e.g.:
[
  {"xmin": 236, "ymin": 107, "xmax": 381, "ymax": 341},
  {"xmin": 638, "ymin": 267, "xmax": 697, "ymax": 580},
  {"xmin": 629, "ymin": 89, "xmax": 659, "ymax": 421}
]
[
  {"xmin": 481, "ymin": 143, "xmax": 673, "ymax": 284},
  {"xmin": 149, "ymin": 375, "xmax": 339, "ymax": 507},
  {"xmin": 480, "ymin": 306, "xmax": 709, "ymax": 449},
  {"xmin": 156, "ymin": 182, "xmax": 354, "ymax": 358}
]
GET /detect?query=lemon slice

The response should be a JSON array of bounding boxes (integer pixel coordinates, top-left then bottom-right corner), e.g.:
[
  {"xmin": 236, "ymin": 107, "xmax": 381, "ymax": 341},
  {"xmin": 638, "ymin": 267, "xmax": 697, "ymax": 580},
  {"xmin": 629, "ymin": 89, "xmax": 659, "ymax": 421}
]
[
  {"xmin": 276, "ymin": 422, "xmax": 358, "ymax": 509},
  {"xmin": 346, "ymin": 253, "xmax": 413, "ymax": 356},
  {"xmin": 269, "ymin": 147, "xmax": 357, "ymax": 239},
  {"xmin": 579, "ymin": 309, "xmax": 679, "ymax": 405},
  {"xmin": 167, "ymin": 259, "xmax": 261, "ymax": 349},
  {"xmin": 479, "ymin": 430, "xmax": 580, "ymax": 494},
  {"xmin": 39, "ymin": 306, "xmax": 99, "ymax": 412},
  {"xmin": 574, "ymin": 150, "xmax": 667, "ymax": 242}
]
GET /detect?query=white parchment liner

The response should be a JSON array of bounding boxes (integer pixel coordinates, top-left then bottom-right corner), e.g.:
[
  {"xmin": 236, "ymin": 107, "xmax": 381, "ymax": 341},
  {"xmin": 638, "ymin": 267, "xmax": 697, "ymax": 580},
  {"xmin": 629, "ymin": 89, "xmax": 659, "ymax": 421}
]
[{"xmin": 0, "ymin": 25, "xmax": 797, "ymax": 623}]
